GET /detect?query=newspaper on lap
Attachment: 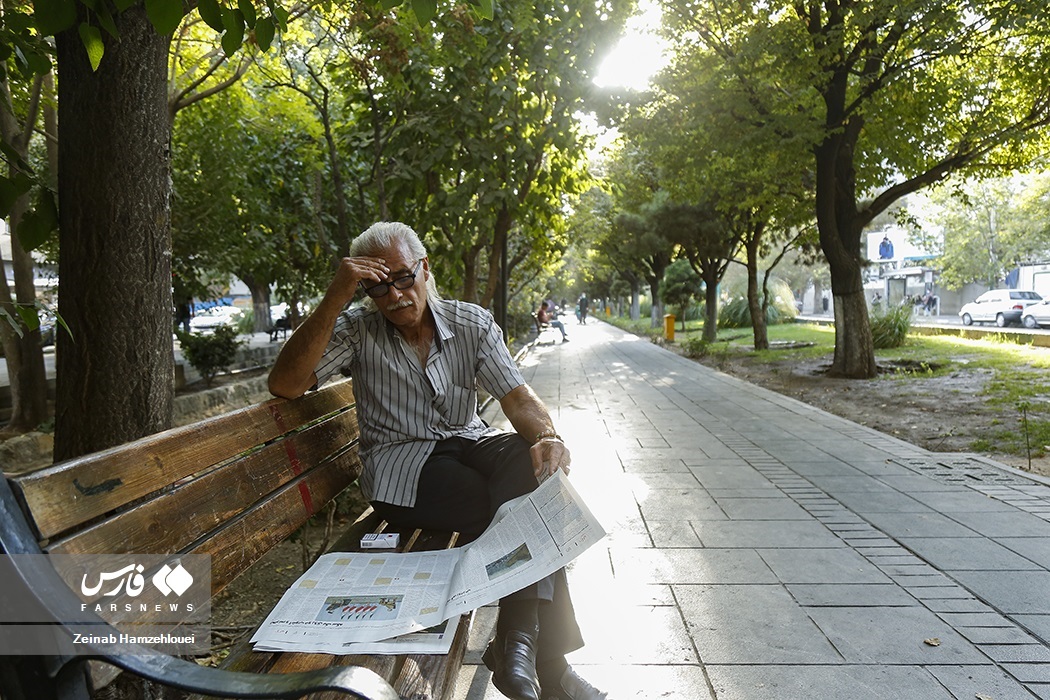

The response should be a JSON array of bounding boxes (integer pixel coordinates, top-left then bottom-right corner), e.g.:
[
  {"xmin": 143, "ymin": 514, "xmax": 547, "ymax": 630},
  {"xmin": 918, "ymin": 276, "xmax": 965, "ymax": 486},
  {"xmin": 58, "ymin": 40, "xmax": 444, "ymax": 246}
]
[{"xmin": 250, "ymin": 470, "xmax": 606, "ymax": 654}]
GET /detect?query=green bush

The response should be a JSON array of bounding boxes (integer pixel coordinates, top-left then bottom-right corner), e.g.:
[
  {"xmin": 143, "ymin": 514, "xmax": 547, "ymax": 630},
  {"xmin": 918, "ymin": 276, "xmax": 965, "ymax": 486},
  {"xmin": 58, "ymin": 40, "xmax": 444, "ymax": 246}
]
[
  {"xmin": 870, "ymin": 303, "xmax": 913, "ymax": 349},
  {"xmin": 176, "ymin": 325, "xmax": 244, "ymax": 386},
  {"xmin": 718, "ymin": 297, "xmax": 785, "ymax": 329},
  {"xmin": 680, "ymin": 335, "xmax": 710, "ymax": 358}
]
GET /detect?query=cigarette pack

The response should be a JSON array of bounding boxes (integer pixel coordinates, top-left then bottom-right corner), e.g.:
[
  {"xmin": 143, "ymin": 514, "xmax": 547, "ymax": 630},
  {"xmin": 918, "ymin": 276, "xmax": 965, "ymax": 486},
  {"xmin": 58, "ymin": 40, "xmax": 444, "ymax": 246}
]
[{"xmin": 360, "ymin": 532, "xmax": 399, "ymax": 549}]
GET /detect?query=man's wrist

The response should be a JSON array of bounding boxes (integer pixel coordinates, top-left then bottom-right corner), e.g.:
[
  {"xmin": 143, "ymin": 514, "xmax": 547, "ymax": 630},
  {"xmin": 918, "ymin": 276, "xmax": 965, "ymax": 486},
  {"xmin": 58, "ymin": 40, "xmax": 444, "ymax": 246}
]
[{"xmin": 534, "ymin": 428, "xmax": 562, "ymax": 444}]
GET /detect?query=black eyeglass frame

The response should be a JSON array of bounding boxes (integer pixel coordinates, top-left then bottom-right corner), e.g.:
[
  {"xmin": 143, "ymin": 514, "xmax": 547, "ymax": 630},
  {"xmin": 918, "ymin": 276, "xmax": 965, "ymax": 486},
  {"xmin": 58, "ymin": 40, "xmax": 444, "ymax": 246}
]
[{"xmin": 359, "ymin": 259, "xmax": 423, "ymax": 299}]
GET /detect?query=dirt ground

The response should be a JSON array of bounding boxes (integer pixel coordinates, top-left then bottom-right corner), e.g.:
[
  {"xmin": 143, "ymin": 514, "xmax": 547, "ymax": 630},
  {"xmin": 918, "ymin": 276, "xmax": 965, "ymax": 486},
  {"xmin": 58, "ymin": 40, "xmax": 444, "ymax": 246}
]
[{"xmin": 683, "ymin": 346, "xmax": 1050, "ymax": 479}]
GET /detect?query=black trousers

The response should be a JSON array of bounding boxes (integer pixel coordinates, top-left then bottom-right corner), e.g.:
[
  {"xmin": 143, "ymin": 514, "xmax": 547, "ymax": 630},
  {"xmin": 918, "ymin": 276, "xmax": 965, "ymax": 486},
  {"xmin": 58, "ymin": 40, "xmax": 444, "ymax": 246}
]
[{"xmin": 371, "ymin": 432, "xmax": 584, "ymax": 660}]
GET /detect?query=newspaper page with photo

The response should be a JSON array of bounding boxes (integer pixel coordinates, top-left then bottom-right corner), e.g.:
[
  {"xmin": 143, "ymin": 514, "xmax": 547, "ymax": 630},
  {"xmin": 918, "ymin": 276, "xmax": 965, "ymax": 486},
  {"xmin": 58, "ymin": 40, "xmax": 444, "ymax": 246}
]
[{"xmin": 249, "ymin": 471, "xmax": 605, "ymax": 654}]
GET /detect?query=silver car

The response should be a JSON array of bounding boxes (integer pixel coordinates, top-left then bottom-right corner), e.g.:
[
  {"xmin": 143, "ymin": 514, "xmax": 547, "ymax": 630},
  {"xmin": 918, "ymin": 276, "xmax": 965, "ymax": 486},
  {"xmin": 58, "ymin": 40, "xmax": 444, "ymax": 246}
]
[{"xmin": 959, "ymin": 289, "xmax": 1043, "ymax": 327}]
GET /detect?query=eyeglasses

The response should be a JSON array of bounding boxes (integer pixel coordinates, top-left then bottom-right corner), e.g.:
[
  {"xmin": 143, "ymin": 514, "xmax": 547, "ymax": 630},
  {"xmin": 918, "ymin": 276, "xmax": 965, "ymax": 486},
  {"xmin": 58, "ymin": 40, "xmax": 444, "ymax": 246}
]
[{"xmin": 360, "ymin": 259, "xmax": 423, "ymax": 299}]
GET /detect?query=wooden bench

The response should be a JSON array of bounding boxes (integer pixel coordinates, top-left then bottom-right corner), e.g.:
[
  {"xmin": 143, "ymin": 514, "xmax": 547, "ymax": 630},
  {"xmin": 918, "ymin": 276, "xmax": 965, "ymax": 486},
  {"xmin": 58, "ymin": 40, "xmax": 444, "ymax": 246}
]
[{"xmin": 0, "ymin": 379, "xmax": 472, "ymax": 700}]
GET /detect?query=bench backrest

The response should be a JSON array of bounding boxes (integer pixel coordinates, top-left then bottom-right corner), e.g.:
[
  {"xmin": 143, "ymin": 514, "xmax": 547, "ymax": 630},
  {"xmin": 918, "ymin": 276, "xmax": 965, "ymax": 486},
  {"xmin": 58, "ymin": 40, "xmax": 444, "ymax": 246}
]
[{"xmin": 8, "ymin": 380, "xmax": 361, "ymax": 598}]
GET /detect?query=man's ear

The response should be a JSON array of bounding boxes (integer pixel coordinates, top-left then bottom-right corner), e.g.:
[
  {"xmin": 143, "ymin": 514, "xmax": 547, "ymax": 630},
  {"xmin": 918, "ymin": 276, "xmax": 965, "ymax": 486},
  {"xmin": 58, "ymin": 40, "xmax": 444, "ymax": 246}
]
[{"xmin": 422, "ymin": 257, "xmax": 430, "ymax": 280}]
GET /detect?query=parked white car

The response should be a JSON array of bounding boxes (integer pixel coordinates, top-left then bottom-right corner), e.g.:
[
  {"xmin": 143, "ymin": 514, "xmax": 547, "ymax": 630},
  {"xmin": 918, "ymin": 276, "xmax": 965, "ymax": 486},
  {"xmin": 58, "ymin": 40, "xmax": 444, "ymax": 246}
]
[
  {"xmin": 189, "ymin": 305, "xmax": 243, "ymax": 332},
  {"xmin": 1022, "ymin": 299, "xmax": 1050, "ymax": 329},
  {"xmin": 958, "ymin": 289, "xmax": 1042, "ymax": 327}
]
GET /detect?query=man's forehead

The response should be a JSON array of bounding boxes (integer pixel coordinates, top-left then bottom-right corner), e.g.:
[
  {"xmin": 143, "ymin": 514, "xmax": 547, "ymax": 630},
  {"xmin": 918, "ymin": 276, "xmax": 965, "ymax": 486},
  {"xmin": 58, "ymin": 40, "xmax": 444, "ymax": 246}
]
[{"xmin": 376, "ymin": 244, "xmax": 416, "ymax": 270}]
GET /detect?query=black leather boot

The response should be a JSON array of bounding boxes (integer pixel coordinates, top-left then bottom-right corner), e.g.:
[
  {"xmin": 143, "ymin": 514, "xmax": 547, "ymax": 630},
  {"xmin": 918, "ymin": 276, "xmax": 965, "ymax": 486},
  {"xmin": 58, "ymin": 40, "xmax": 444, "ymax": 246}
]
[{"xmin": 482, "ymin": 629, "xmax": 542, "ymax": 700}]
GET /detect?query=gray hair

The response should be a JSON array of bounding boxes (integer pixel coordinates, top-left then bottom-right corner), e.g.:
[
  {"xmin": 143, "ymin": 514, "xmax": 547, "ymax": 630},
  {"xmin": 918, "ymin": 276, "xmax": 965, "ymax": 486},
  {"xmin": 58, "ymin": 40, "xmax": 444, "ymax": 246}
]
[{"xmin": 349, "ymin": 221, "xmax": 438, "ymax": 304}]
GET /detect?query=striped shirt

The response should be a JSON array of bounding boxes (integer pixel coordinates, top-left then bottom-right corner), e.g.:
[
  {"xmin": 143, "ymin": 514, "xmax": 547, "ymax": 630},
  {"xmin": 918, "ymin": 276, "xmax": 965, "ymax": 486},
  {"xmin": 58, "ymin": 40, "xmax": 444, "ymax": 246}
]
[{"xmin": 313, "ymin": 297, "xmax": 525, "ymax": 507}]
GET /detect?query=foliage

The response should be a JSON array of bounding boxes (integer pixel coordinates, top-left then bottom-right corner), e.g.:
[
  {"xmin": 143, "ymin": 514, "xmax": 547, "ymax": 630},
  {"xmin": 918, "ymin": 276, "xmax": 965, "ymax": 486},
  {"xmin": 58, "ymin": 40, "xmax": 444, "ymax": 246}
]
[
  {"xmin": 175, "ymin": 325, "xmax": 243, "ymax": 387},
  {"xmin": 912, "ymin": 174, "xmax": 1050, "ymax": 290},
  {"xmin": 680, "ymin": 335, "xmax": 711, "ymax": 359},
  {"xmin": 659, "ymin": 0, "xmax": 1050, "ymax": 377},
  {"xmin": 718, "ymin": 297, "xmax": 784, "ymax": 329},
  {"xmin": 869, "ymin": 304, "xmax": 913, "ymax": 349},
  {"xmin": 660, "ymin": 259, "xmax": 702, "ymax": 330}
]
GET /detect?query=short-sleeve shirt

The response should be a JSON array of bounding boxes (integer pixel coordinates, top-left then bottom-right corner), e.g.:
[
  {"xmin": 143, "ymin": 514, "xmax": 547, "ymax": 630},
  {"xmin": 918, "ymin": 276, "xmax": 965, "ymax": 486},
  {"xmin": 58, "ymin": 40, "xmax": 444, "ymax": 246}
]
[{"xmin": 313, "ymin": 297, "xmax": 525, "ymax": 507}]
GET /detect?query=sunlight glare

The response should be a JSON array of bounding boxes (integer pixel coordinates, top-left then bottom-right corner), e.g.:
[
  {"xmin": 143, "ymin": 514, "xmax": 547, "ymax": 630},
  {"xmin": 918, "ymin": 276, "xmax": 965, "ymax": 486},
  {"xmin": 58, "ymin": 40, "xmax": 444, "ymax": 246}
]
[{"xmin": 593, "ymin": 0, "xmax": 667, "ymax": 91}]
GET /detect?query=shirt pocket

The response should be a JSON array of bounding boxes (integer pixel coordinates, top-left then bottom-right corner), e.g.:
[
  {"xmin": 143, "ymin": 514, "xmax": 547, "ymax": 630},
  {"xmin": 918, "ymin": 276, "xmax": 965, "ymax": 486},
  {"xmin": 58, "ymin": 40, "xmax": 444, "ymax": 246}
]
[{"xmin": 433, "ymin": 382, "xmax": 476, "ymax": 428}]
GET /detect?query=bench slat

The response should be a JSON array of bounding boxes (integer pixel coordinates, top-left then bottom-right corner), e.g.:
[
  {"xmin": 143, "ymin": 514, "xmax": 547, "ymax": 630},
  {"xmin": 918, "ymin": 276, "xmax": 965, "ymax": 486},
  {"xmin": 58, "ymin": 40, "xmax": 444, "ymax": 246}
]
[
  {"xmin": 191, "ymin": 451, "xmax": 362, "ymax": 598},
  {"xmin": 14, "ymin": 381, "xmax": 356, "ymax": 540},
  {"xmin": 45, "ymin": 409, "xmax": 360, "ymax": 561}
]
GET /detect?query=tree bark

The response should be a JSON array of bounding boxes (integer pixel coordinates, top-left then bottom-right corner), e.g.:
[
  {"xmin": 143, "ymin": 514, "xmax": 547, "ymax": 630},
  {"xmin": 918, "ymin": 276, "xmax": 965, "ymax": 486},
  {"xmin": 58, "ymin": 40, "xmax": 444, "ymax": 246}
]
[
  {"xmin": 241, "ymin": 274, "xmax": 272, "ymax": 333},
  {"xmin": 744, "ymin": 233, "xmax": 769, "ymax": 351},
  {"xmin": 53, "ymin": 8, "xmax": 174, "ymax": 460},
  {"xmin": 702, "ymin": 273, "xmax": 719, "ymax": 343}
]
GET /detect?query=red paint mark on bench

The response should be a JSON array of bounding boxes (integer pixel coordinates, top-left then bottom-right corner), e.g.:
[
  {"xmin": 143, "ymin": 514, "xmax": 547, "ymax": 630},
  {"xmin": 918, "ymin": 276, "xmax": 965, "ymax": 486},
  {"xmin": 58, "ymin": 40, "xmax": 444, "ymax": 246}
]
[{"xmin": 268, "ymin": 404, "xmax": 315, "ymax": 516}]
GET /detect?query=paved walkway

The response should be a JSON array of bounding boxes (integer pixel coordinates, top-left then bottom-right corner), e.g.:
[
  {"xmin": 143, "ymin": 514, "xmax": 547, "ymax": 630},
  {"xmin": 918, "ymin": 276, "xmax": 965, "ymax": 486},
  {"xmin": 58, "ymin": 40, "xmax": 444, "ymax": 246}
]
[{"xmin": 464, "ymin": 319, "xmax": 1050, "ymax": 700}]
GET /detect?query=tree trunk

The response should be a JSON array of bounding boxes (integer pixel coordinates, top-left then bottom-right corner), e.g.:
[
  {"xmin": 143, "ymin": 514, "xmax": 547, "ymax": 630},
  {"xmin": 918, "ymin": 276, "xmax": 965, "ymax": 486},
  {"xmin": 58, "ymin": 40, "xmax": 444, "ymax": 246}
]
[
  {"xmin": 0, "ymin": 198, "xmax": 49, "ymax": 431},
  {"xmin": 0, "ymin": 79, "xmax": 49, "ymax": 431},
  {"xmin": 702, "ymin": 274, "xmax": 719, "ymax": 343},
  {"xmin": 648, "ymin": 277, "xmax": 662, "ymax": 328},
  {"xmin": 630, "ymin": 281, "xmax": 640, "ymax": 321},
  {"xmin": 53, "ymin": 8, "xmax": 174, "ymax": 460},
  {"xmin": 239, "ymin": 274, "xmax": 271, "ymax": 333},
  {"xmin": 745, "ymin": 239, "xmax": 769, "ymax": 351}
]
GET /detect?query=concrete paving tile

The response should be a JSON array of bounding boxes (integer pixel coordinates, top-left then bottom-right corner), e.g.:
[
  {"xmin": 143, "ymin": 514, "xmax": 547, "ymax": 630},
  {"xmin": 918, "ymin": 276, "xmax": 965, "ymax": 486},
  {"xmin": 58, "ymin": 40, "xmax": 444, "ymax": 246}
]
[
  {"xmin": 908, "ymin": 586, "xmax": 977, "ymax": 600},
  {"xmin": 1002, "ymin": 663, "xmax": 1050, "ymax": 683},
  {"xmin": 807, "ymin": 606, "xmax": 987, "ymax": 664},
  {"xmin": 897, "ymin": 537, "xmax": 1042, "ymax": 571},
  {"xmin": 1028, "ymin": 683, "xmax": 1050, "ymax": 699},
  {"xmin": 829, "ymin": 489, "xmax": 933, "ymax": 513},
  {"xmin": 925, "ymin": 598, "xmax": 998, "ymax": 614},
  {"xmin": 957, "ymin": 625, "xmax": 1040, "ymax": 644},
  {"xmin": 873, "ymin": 474, "xmax": 958, "ymax": 492},
  {"xmin": 690, "ymin": 520, "xmax": 843, "ymax": 548},
  {"xmin": 620, "ymin": 457, "xmax": 690, "ymax": 473},
  {"xmin": 567, "ymin": 604, "xmax": 697, "ymax": 665},
  {"xmin": 948, "ymin": 510, "xmax": 1050, "ymax": 538},
  {"xmin": 621, "ymin": 472, "xmax": 702, "ymax": 491},
  {"xmin": 949, "ymin": 571, "xmax": 1050, "ymax": 614},
  {"xmin": 905, "ymin": 489, "xmax": 1020, "ymax": 512},
  {"xmin": 940, "ymin": 611, "xmax": 1016, "ymax": 627},
  {"xmin": 706, "ymin": 664, "xmax": 954, "ymax": 699},
  {"xmin": 715, "ymin": 497, "xmax": 812, "ymax": 520},
  {"xmin": 675, "ymin": 584, "xmax": 842, "ymax": 664},
  {"xmin": 646, "ymin": 520, "xmax": 701, "ymax": 547},
  {"xmin": 926, "ymin": 665, "xmax": 1037, "ymax": 700},
  {"xmin": 999, "ymin": 538, "xmax": 1050, "ymax": 569},
  {"xmin": 705, "ymin": 487, "xmax": 782, "ymax": 498},
  {"xmin": 862, "ymin": 511, "xmax": 979, "ymax": 538},
  {"xmin": 635, "ymin": 489, "xmax": 726, "ymax": 521},
  {"xmin": 687, "ymin": 465, "xmax": 775, "ymax": 489},
  {"xmin": 787, "ymin": 583, "xmax": 918, "ymax": 607},
  {"xmin": 1011, "ymin": 615, "xmax": 1050, "ymax": 644},
  {"xmin": 758, "ymin": 548, "xmax": 891, "ymax": 584},
  {"xmin": 980, "ymin": 644, "xmax": 1050, "ymax": 663},
  {"xmin": 803, "ymin": 474, "xmax": 892, "ymax": 492},
  {"xmin": 782, "ymin": 461, "xmax": 865, "ymax": 477},
  {"xmin": 610, "ymin": 548, "xmax": 777, "ymax": 584}
]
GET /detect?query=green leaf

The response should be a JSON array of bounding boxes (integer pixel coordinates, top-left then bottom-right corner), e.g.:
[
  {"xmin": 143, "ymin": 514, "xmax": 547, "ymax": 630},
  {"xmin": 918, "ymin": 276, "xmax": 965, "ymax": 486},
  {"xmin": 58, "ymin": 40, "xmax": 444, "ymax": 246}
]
[
  {"xmin": 0, "ymin": 174, "xmax": 33, "ymax": 217},
  {"xmin": 198, "ymin": 0, "xmax": 225, "ymax": 32},
  {"xmin": 34, "ymin": 0, "xmax": 77, "ymax": 36},
  {"xmin": 96, "ymin": 3, "xmax": 119, "ymax": 38},
  {"xmin": 113, "ymin": 0, "xmax": 137, "ymax": 11},
  {"xmin": 0, "ymin": 306, "xmax": 25, "ymax": 340},
  {"xmin": 474, "ymin": 0, "xmax": 494, "ymax": 20},
  {"xmin": 254, "ymin": 16, "xmax": 275, "ymax": 51},
  {"xmin": 221, "ymin": 15, "xmax": 245, "ymax": 56},
  {"xmin": 273, "ymin": 6, "xmax": 289, "ymax": 31},
  {"xmin": 144, "ymin": 0, "xmax": 185, "ymax": 35},
  {"xmin": 379, "ymin": 0, "xmax": 402, "ymax": 9},
  {"xmin": 14, "ymin": 305, "xmax": 40, "ymax": 332},
  {"xmin": 16, "ymin": 188, "xmax": 59, "ymax": 252},
  {"xmin": 237, "ymin": 0, "xmax": 257, "ymax": 29},
  {"xmin": 78, "ymin": 22, "xmax": 104, "ymax": 72},
  {"xmin": 411, "ymin": 0, "xmax": 436, "ymax": 22}
]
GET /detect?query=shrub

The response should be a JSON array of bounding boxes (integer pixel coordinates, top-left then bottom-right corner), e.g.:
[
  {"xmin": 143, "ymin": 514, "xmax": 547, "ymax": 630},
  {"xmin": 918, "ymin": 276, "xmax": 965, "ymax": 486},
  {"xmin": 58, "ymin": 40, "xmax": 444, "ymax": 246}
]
[
  {"xmin": 718, "ymin": 297, "xmax": 785, "ymax": 329},
  {"xmin": 870, "ymin": 303, "xmax": 912, "ymax": 348},
  {"xmin": 176, "ymin": 325, "xmax": 244, "ymax": 386},
  {"xmin": 680, "ymin": 335, "xmax": 710, "ymax": 358}
]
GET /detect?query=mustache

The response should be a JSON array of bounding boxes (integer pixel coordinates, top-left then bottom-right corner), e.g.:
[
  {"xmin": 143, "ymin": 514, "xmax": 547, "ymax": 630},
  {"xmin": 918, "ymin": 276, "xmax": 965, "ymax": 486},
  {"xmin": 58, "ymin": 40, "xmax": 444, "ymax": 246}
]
[{"xmin": 386, "ymin": 299, "xmax": 414, "ymax": 311}]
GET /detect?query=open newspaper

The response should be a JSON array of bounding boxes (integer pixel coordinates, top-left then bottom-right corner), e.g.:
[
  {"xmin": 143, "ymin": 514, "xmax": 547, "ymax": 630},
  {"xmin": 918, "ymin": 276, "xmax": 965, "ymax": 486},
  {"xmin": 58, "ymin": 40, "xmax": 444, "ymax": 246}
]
[{"xmin": 250, "ymin": 471, "xmax": 605, "ymax": 654}]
